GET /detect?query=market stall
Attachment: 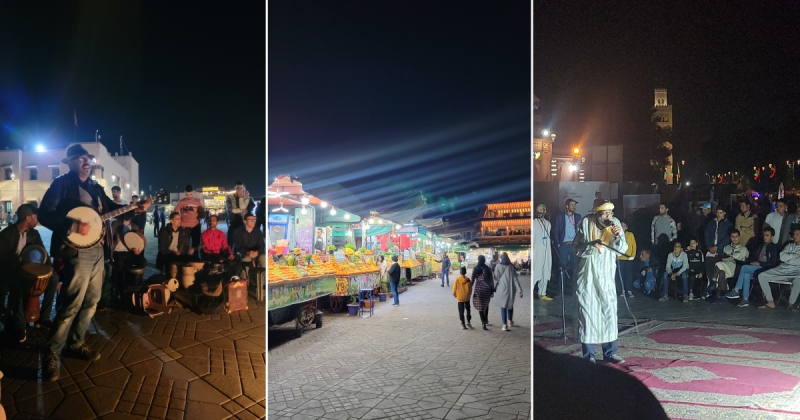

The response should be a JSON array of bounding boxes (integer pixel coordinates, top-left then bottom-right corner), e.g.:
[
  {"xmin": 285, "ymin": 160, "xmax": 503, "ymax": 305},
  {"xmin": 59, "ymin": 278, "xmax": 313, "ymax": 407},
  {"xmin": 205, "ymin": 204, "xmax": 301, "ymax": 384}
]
[{"xmin": 267, "ymin": 253, "xmax": 336, "ymax": 337}]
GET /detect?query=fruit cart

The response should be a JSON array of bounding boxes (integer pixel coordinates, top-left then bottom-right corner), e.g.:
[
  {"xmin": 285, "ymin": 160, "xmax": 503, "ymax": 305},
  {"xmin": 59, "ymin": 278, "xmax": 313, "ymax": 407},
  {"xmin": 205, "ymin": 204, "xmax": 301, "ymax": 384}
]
[
  {"xmin": 268, "ymin": 255, "xmax": 337, "ymax": 338},
  {"xmin": 329, "ymin": 254, "xmax": 380, "ymax": 312}
]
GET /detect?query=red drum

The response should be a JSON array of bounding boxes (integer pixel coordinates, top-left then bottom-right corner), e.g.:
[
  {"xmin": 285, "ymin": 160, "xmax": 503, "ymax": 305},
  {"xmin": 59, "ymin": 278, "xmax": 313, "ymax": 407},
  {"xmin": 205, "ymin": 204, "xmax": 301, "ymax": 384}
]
[{"xmin": 19, "ymin": 263, "xmax": 53, "ymax": 323}]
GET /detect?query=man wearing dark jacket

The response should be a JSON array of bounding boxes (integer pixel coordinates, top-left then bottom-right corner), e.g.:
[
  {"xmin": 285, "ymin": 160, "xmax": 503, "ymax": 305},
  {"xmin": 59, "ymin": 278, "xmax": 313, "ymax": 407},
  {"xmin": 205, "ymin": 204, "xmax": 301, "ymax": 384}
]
[
  {"xmin": 387, "ymin": 256, "xmax": 401, "ymax": 306},
  {"xmin": 157, "ymin": 211, "xmax": 194, "ymax": 272},
  {"xmin": 440, "ymin": 253, "xmax": 451, "ymax": 287},
  {"xmin": 39, "ymin": 144, "xmax": 148, "ymax": 381},
  {"xmin": 725, "ymin": 227, "xmax": 780, "ymax": 307},
  {"xmin": 553, "ymin": 198, "xmax": 581, "ymax": 293},
  {"xmin": 0, "ymin": 204, "xmax": 59, "ymax": 342},
  {"xmin": 703, "ymin": 207, "xmax": 734, "ymax": 290}
]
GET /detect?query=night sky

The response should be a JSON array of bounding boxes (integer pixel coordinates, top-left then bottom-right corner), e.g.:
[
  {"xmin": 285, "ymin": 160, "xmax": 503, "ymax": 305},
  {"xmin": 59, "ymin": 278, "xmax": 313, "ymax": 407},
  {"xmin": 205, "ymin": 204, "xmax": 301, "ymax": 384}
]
[
  {"xmin": 0, "ymin": 2, "xmax": 266, "ymax": 195},
  {"xmin": 268, "ymin": 1, "xmax": 531, "ymax": 221},
  {"xmin": 534, "ymin": 1, "xmax": 800, "ymax": 182}
]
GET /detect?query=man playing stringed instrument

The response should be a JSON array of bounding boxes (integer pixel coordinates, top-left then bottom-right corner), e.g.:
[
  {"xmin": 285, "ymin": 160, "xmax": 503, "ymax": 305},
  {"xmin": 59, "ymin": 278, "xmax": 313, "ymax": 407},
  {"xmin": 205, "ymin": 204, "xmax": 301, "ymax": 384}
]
[{"xmin": 39, "ymin": 144, "xmax": 150, "ymax": 381}]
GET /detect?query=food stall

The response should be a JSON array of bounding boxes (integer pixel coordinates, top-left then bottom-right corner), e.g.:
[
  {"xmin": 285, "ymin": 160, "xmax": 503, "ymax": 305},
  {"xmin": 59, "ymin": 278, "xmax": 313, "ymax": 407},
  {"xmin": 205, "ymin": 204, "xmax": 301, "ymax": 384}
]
[
  {"xmin": 329, "ymin": 248, "xmax": 381, "ymax": 312},
  {"xmin": 268, "ymin": 253, "xmax": 336, "ymax": 337}
]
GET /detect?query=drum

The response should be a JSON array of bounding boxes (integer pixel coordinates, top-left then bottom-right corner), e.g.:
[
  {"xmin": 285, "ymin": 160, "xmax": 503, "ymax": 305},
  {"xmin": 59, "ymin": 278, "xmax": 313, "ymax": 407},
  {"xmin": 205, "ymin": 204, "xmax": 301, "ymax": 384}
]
[
  {"xmin": 19, "ymin": 263, "xmax": 53, "ymax": 323},
  {"xmin": 20, "ymin": 245, "xmax": 48, "ymax": 264},
  {"xmin": 189, "ymin": 261, "xmax": 206, "ymax": 272},
  {"xmin": 123, "ymin": 231, "xmax": 145, "ymax": 253},
  {"xmin": 181, "ymin": 265, "xmax": 198, "ymax": 288},
  {"xmin": 126, "ymin": 265, "xmax": 146, "ymax": 286},
  {"xmin": 164, "ymin": 278, "xmax": 179, "ymax": 293}
]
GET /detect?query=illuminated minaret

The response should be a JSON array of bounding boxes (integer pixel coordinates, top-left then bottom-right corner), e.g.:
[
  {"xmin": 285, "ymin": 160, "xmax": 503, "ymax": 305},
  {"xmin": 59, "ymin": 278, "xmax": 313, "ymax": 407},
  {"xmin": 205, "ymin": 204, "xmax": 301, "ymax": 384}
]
[{"xmin": 653, "ymin": 87, "xmax": 673, "ymax": 184}]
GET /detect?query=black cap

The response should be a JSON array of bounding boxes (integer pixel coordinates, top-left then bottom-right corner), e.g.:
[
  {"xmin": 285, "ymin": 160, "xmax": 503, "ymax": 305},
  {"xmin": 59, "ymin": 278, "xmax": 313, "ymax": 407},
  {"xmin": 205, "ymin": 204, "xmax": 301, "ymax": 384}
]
[
  {"xmin": 565, "ymin": 198, "xmax": 578, "ymax": 206},
  {"xmin": 185, "ymin": 184, "xmax": 194, "ymax": 192},
  {"xmin": 17, "ymin": 204, "xmax": 37, "ymax": 219}
]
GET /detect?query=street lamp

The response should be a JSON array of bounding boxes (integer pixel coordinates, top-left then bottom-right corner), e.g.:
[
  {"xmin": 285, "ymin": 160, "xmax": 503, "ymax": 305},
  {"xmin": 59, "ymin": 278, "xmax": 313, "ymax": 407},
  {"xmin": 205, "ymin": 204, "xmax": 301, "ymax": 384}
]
[{"xmin": 542, "ymin": 129, "xmax": 549, "ymax": 137}]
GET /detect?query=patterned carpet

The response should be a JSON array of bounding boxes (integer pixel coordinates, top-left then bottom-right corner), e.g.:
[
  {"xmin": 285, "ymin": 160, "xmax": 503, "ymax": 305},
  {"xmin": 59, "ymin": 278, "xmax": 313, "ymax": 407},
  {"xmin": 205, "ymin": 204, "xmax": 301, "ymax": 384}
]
[{"xmin": 607, "ymin": 321, "xmax": 800, "ymax": 419}]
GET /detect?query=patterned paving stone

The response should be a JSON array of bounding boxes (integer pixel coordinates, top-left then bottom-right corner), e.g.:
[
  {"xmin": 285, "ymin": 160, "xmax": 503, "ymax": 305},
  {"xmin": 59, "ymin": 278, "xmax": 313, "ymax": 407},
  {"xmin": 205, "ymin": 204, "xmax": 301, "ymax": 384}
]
[
  {"xmin": 268, "ymin": 271, "xmax": 532, "ymax": 420},
  {"xmin": 1, "ymin": 223, "xmax": 265, "ymax": 419}
]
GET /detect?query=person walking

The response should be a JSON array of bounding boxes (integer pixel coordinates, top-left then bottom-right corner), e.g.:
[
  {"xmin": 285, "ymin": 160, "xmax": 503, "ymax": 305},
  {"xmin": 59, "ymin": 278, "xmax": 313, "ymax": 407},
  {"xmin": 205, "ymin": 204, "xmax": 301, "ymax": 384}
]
[
  {"xmin": 493, "ymin": 252, "xmax": 523, "ymax": 331},
  {"xmin": 440, "ymin": 252, "xmax": 451, "ymax": 287},
  {"xmin": 387, "ymin": 255, "xmax": 401, "ymax": 306},
  {"xmin": 471, "ymin": 255, "xmax": 494, "ymax": 330},
  {"xmin": 452, "ymin": 266, "xmax": 473, "ymax": 330},
  {"xmin": 152, "ymin": 205, "xmax": 161, "ymax": 238}
]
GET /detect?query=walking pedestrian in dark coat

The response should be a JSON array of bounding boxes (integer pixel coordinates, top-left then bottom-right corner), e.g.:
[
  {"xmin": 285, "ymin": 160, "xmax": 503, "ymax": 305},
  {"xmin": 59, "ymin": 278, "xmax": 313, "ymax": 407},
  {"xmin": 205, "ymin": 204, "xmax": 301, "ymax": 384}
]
[
  {"xmin": 387, "ymin": 255, "xmax": 401, "ymax": 306},
  {"xmin": 472, "ymin": 255, "xmax": 494, "ymax": 330}
]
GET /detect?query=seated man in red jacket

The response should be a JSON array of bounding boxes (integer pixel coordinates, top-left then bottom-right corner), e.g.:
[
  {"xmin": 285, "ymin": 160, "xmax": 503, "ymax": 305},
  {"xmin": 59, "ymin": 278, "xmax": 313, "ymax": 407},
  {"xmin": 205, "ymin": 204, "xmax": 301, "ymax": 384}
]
[{"xmin": 200, "ymin": 214, "xmax": 234, "ymax": 262}]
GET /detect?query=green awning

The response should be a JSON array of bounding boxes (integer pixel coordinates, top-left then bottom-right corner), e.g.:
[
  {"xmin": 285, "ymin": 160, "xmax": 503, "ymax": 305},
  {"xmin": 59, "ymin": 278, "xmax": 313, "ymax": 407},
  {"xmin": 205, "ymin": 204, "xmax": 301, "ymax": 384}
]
[
  {"xmin": 353, "ymin": 225, "xmax": 394, "ymax": 236},
  {"xmin": 416, "ymin": 233, "xmax": 430, "ymax": 240},
  {"xmin": 492, "ymin": 245, "xmax": 531, "ymax": 252}
]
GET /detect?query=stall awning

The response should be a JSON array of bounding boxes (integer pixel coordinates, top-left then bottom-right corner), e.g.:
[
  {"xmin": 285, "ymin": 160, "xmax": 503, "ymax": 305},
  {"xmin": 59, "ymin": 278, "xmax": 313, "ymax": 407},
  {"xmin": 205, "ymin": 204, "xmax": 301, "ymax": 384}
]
[
  {"xmin": 354, "ymin": 225, "xmax": 393, "ymax": 236},
  {"xmin": 0, "ymin": 196, "xmax": 12, "ymax": 202},
  {"xmin": 415, "ymin": 218, "xmax": 443, "ymax": 228}
]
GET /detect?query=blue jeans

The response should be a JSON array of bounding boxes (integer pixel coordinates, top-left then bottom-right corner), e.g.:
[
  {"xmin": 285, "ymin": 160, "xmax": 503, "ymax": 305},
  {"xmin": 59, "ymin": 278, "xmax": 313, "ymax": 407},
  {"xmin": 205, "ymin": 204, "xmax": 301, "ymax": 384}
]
[
  {"xmin": 500, "ymin": 307, "xmax": 514, "ymax": 324},
  {"xmin": 390, "ymin": 282, "xmax": 399, "ymax": 305},
  {"xmin": 735, "ymin": 265, "xmax": 762, "ymax": 300},
  {"xmin": 47, "ymin": 246, "xmax": 105, "ymax": 354},
  {"xmin": 582, "ymin": 341, "xmax": 617, "ymax": 359},
  {"xmin": 441, "ymin": 270, "xmax": 449, "ymax": 286},
  {"xmin": 617, "ymin": 260, "xmax": 635, "ymax": 295},
  {"xmin": 558, "ymin": 244, "xmax": 576, "ymax": 282},
  {"xmin": 661, "ymin": 271, "xmax": 689, "ymax": 298}
]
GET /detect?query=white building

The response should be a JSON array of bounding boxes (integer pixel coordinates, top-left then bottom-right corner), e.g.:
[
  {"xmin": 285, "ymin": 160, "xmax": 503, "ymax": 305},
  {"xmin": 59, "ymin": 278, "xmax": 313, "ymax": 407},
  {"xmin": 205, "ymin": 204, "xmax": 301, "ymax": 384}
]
[{"xmin": 0, "ymin": 142, "xmax": 139, "ymax": 216}]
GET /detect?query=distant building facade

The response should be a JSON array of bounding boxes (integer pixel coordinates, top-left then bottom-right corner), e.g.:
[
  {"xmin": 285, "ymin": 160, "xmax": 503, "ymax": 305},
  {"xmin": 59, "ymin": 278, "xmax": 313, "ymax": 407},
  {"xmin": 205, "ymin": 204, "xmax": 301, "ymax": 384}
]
[{"xmin": 0, "ymin": 142, "xmax": 139, "ymax": 217}]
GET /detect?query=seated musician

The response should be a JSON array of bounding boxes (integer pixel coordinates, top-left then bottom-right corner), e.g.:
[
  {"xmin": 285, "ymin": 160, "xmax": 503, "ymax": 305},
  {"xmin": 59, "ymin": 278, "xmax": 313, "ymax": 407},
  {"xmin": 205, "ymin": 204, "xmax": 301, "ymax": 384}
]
[
  {"xmin": 111, "ymin": 213, "xmax": 146, "ymax": 297},
  {"xmin": 0, "ymin": 204, "xmax": 59, "ymax": 342},
  {"xmin": 156, "ymin": 211, "xmax": 194, "ymax": 273},
  {"xmin": 200, "ymin": 214, "xmax": 234, "ymax": 262},
  {"xmin": 233, "ymin": 213, "xmax": 266, "ymax": 279}
]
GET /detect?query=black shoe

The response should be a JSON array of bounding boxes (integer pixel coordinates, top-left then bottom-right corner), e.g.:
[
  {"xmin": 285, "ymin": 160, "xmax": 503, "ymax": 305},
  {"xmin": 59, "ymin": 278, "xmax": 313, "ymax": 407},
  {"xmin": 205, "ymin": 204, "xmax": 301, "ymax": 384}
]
[
  {"xmin": 15, "ymin": 328, "xmax": 26, "ymax": 343},
  {"xmin": 43, "ymin": 352, "xmax": 59, "ymax": 382},
  {"xmin": 482, "ymin": 324, "xmax": 488, "ymax": 330},
  {"xmin": 461, "ymin": 324, "xmax": 467, "ymax": 330},
  {"xmin": 63, "ymin": 344, "xmax": 101, "ymax": 361}
]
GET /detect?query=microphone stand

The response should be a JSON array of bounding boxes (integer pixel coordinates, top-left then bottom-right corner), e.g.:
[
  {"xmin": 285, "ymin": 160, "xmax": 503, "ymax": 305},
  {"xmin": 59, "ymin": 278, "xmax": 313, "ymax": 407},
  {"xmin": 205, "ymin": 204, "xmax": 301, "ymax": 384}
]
[{"xmin": 535, "ymin": 215, "xmax": 569, "ymax": 343}]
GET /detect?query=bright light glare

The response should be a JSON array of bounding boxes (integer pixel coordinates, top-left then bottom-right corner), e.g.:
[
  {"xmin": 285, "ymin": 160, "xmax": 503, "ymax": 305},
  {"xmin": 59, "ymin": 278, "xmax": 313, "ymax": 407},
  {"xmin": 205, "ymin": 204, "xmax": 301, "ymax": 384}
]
[
  {"xmin": 330, "ymin": 207, "xmax": 337, "ymax": 216},
  {"xmin": 320, "ymin": 201, "xmax": 328, "ymax": 208},
  {"xmin": 686, "ymin": 182, "xmax": 690, "ymax": 186},
  {"xmin": 344, "ymin": 212, "xmax": 350, "ymax": 219},
  {"xmin": 301, "ymin": 206, "xmax": 307, "ymax": 215},
  {"xmin": 396, "ymin": 224, "xmax": 402, "ymax": 229},
  {"xmin": 369, "ymin": 218, "xmax": 374, "ymax": 224},
  {"xmin": 36, "ymin": 145, "xmax": 45, "ymax": 152},
  {"xmin": 301, "ymin": 194, "xmax": 309, "ymax": 205},
  {"xmin": 542, "ymin": 129, "xmax": 549, "ymax": 137},
  {"xmin": 569, "ymin": 165, "xmax": 577, "ymax": 172}
]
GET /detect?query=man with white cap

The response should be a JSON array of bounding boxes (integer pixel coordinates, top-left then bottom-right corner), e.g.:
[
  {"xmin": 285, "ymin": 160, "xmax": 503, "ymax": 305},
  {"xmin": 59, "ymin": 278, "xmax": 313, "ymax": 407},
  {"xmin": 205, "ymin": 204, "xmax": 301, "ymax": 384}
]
[
  {"xmin": 574, "ymin": 199, "xmax": 628, "ymax": 364},
  {"xmin": 533, "ymin": 203, "xmax": 552, "ymax": 300}
]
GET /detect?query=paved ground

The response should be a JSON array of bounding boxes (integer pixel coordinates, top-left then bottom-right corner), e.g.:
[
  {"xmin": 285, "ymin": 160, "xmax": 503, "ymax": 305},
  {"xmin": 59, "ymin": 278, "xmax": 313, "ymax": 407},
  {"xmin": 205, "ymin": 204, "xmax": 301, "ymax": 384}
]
[
  {"xmin": 267, "ymin": 270, "xmax": 532, "ymax": 420},
  {"xmin": 1, "ymin": 222, "xmax": 266, "ymax": 419}
]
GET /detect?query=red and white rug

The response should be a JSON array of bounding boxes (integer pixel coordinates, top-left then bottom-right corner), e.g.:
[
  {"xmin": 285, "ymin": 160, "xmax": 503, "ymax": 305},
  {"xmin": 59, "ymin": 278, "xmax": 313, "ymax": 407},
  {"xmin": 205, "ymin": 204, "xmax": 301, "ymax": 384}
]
[{"xmin": 606, "ymin": 321, "xmax": 800, "ymax": 419}]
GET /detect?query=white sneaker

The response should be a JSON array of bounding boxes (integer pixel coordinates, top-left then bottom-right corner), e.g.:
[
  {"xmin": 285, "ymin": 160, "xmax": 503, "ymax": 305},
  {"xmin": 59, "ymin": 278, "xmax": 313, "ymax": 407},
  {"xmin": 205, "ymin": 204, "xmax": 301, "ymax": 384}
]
[
  {"xmin": 501, "ymin": 324, "xmax": 508, "ymax": 331},
  {"xmin": 508, "ymin": 320, "xmax": 514, "ymax": 327}
]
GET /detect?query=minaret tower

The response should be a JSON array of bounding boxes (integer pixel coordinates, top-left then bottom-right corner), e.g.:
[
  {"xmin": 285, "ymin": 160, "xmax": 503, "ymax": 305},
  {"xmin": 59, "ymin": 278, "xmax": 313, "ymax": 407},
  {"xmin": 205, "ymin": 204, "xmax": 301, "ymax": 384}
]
[{"xmin": 653, "ymin": 87, "xmax": 674, "ymax": 184}]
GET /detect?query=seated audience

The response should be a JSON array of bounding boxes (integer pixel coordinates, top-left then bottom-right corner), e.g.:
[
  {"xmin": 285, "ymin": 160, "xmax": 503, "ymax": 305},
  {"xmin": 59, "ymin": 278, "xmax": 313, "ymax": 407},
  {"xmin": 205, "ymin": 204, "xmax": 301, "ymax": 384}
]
[
  {"xmin": 726, "ymin": 227, "xmax": 779, "ymax": 307},
  {"xmin": 157, "ymin": 211, "xmax": 194, "ymax": 272},
  {"xmin": 707, "ymin": 229, "xmax": 747, "ymax": 302},
  {"xmin": 757, "ymin": 229, "xmax": 800, "ymax": 310},
  {"xmin": 685, "ymin": 239, "xmax": 704, "ymax": 300},
  {"xmin": 660, "ymin": 241, "xmax": 689, "ymax": 302}
]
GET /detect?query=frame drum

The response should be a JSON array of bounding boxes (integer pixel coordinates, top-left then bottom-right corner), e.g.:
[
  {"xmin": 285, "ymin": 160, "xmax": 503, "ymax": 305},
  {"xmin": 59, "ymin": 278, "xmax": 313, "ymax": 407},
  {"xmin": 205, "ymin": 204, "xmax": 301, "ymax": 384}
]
[
  {"xmin": 123, "ymin": 231, "xmax": 145, "ymax": 253},
  {"xmin": 19, "ymin": 263, "xmax": 53, "ymax": 323}
]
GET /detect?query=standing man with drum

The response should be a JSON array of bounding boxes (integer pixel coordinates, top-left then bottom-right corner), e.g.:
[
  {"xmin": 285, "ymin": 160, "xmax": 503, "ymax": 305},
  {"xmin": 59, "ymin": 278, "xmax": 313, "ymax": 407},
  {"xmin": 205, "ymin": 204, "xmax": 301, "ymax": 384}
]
[
  {"xmin": 39, "ymin": 144, "xmax": 149, "ymax": 381},
  {"xmin": 175, "ymin": 186, "xmax": 205, "ymax": 257},
  {"xmin": 0, "ymin": 204, "xmax": 59, "ymax": 342}
]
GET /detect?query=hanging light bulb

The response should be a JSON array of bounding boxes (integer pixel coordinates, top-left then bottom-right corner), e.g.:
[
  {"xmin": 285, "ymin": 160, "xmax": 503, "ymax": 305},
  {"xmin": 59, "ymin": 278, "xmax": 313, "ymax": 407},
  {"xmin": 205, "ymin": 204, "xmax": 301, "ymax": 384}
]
[
  {"xmin": 369, "ymin": 218, "xmax": 375, "ymax": 224},
  {"xmin": 344, "ymin": 212, "xmax": 350, "ymax": 220},
  {"xmin": 320, "ymin": 201, "xmax": 328, "ymax": 208},
  {"xmin": 330, "ymin": 206, "xmax": 337, "ymax": 216},
  {"xmin": 396, "ymin": 224, "xmax": 402, "ymax": 230},
  {"xmin": 301, "ymin": 193, "xmax": 309, "ymax": 205},
  {"xmin": 272, "ymin": 199, "xmax": 288, "ymax": 213},
  {"xmin": 301, "ymin": 206, "xmax": 308, "ymax": 215}
]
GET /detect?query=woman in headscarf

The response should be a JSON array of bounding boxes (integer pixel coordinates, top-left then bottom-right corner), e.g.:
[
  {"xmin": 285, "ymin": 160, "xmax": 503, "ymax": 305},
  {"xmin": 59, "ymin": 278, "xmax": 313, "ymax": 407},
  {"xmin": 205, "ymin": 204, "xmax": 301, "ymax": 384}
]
[
  {"xmin": 472, "ymin": 255, "xmax": 494, "ymax": 329},
  {"xmin": 494, "ymin": 252, "xmax": 524, "ymax": 331}
]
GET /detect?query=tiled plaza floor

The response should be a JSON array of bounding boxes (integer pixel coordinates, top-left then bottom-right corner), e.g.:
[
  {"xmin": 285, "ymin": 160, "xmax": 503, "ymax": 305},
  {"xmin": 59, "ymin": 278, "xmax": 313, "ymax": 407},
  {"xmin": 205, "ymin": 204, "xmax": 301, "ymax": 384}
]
[
  {"xmin": 268, "ymin": 271, "xmax": 532, "ymax": 420},
  {"xmin": 1, "ymin": 223, "xmax": 266, "ymax": 419}
]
